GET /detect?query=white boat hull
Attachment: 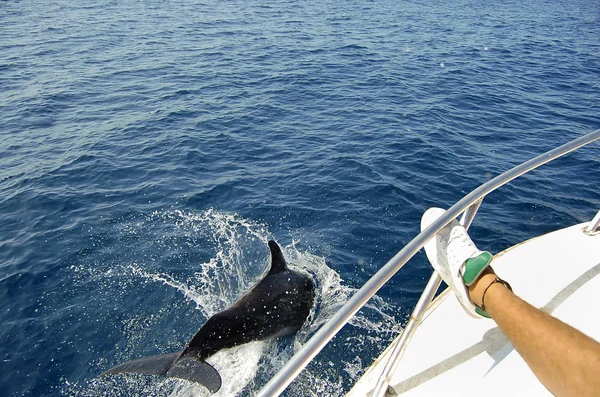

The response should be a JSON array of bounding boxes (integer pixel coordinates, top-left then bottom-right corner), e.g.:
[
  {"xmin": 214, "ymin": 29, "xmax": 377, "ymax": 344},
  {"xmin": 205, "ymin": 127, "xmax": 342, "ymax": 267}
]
[{"xmin": 349, "ymin": 222, "xmax": 600, "ymax": 396}]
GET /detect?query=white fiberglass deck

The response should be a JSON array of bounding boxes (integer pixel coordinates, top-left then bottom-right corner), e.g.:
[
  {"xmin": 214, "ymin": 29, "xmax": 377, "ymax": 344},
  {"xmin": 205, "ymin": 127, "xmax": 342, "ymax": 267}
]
[{"xmin": 349, "ymin": 222, "xmax": 600, "ymax": 397}]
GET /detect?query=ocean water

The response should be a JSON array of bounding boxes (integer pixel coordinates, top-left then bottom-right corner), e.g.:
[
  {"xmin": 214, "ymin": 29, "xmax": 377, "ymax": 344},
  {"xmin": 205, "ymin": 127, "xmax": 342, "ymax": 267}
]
[{"xmin": 1, "ymin": 0, "xmax": 599, "ymax": 396}]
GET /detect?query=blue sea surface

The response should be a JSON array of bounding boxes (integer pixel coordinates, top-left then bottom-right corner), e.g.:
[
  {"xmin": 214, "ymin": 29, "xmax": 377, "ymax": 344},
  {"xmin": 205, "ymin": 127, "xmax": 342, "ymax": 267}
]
[{"xmin": 1, "ymin": 0, "xmax": 599, "ymax": 395}]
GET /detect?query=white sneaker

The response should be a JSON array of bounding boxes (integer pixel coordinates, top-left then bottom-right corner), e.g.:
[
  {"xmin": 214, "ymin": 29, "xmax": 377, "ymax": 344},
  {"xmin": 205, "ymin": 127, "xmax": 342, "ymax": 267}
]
[{"xmin": 421, "ymin": 208, "xmax": 493, "ymax": 318}]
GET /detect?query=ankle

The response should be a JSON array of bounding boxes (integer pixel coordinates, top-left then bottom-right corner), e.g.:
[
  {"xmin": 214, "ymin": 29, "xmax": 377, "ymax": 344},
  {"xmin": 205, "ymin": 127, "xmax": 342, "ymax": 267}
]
[{"xmin": 467, "ymin": 270, "xmax": 498, "ymax": 308}]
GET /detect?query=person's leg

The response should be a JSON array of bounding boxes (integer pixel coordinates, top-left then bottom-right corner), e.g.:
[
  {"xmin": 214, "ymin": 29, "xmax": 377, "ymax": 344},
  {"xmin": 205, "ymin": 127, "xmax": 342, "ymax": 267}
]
[{"xmin": 469, "ymin": 269, "xmax": 600, "ymax": 397}]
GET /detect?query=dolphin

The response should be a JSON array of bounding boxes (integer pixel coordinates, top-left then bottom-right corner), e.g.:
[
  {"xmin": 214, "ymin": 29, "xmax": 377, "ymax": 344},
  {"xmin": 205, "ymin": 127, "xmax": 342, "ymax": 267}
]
[{"xmin": 101, "ymin": 240, "xmax": 316, "ymax": 393}]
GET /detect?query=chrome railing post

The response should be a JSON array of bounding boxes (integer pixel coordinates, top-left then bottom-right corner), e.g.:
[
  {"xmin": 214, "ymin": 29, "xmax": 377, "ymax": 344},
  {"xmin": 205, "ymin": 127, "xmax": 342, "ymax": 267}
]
[
  {"xmin": 460, "ymin": 198, "xmax": 483, "ymax": 229},
  {"xmin": 371, "ymin": 272, "xmax": 442, "ymax": 397}
]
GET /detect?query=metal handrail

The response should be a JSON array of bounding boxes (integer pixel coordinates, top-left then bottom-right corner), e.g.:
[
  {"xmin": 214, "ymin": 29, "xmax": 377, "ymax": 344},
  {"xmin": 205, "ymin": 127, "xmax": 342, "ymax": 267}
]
[{"xmin": 257, "ymin": 129, "xmax": 600, "ymax": 397}]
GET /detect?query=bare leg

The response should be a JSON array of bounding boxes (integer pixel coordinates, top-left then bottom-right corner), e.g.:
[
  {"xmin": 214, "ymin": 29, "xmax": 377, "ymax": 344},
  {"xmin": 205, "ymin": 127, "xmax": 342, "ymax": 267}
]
[{"xmin": 469, "ymin": 270, "xmax": 600, "ymax": 397}]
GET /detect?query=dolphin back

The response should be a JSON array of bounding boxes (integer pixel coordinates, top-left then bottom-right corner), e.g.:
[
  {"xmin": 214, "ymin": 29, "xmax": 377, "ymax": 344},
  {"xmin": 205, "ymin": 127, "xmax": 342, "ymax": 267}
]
[{"xmin": 101, "ymin": 352, "xmax": 222, "ymax": 393}]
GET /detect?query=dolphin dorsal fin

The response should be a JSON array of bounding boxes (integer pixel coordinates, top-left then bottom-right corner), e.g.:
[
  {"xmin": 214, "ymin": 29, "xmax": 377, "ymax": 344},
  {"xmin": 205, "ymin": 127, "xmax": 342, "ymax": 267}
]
[{"xmin": 268, "ymin": 240, "xmax": 288, "ymax": 274}]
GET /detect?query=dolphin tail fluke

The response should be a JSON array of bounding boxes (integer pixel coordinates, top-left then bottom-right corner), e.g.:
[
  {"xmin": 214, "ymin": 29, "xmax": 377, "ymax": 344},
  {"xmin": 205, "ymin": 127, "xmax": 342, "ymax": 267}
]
[
  {"xmin": 166, "ymin": 356, "xmax": 222, "ymax": 393},
  {"xmin": 101, "ymin": 352, "xmax": 222, "ymax": 393},
  {"xmin": 101, "ymin": 352, "xmax": 180, "ymax": 377}
]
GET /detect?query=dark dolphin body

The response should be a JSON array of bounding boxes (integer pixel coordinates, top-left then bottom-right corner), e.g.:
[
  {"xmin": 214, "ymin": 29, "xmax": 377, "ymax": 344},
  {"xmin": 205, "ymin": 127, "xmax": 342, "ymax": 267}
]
[{"xmin": 101, "ymin": 240, "xmax": 316, "ymax": 393}]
